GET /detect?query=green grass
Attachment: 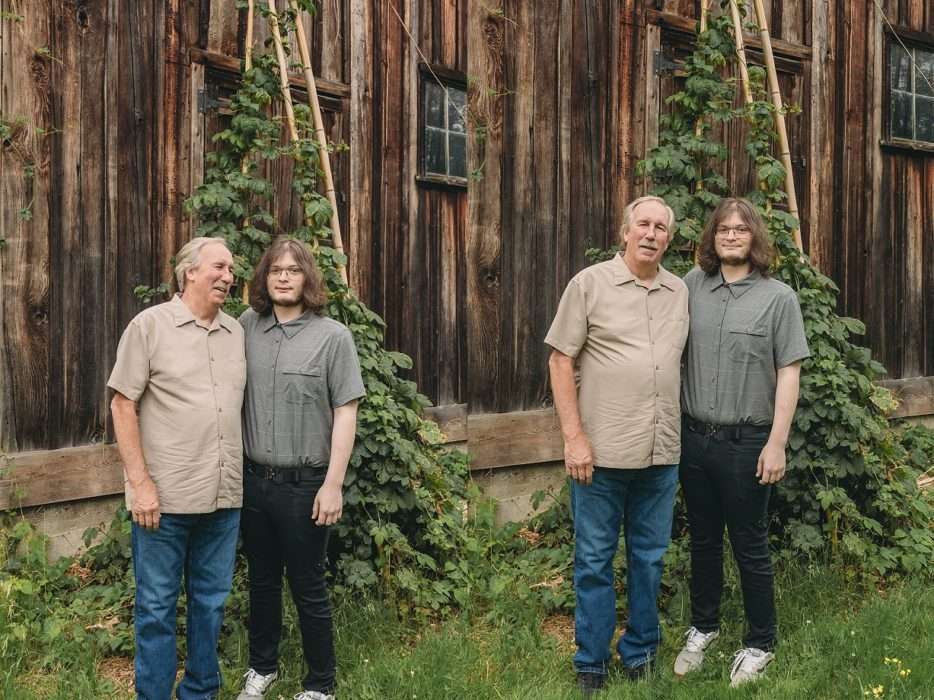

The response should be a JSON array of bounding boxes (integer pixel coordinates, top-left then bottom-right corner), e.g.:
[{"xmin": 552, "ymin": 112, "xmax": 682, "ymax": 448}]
[{"xmin": 5, "ymin": 566, "xmax": 933, "ymax": 699}]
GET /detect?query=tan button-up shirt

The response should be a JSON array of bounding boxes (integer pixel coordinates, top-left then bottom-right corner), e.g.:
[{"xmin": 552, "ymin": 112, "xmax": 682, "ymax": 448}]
[
  {"xmin": 107, "ymin": 295, "xmax": 246, "ymax": 513},
  {"xmin": 545, "ymin": 254, "xmax": 689, "ymax": 469}
]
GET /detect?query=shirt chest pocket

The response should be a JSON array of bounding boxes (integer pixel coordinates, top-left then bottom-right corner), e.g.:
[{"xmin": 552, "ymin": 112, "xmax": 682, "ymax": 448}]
[
  {"xmin": 282, "ymin": 366, "xmax": 324, "ymax": 404},
  {"xmin": 727, "ymin": 325, "xmax": 769, "ymax": 361}
]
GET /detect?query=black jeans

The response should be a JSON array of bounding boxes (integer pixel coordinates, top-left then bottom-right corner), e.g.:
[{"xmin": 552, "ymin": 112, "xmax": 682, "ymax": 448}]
[
  {"xmin": 679, "ymin": 424, "xmax": 776, "ymax": 651},
  {"xmin": 241, "ymin": 470, "xmax": 335, "ymax": 693}
]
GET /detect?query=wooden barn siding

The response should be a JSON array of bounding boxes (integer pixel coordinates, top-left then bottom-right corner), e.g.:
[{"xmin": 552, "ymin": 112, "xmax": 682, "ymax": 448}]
[
  {"xmin": 828, "ymin": 0, "xmax": 933, "ymax": 380},
  {"xmin": 0, "ymin": 0, "xmax": 193, "ymax": 451},
  {"xmin": 348, "ymin": 0, "xmax": 468, "ymax": 406}
]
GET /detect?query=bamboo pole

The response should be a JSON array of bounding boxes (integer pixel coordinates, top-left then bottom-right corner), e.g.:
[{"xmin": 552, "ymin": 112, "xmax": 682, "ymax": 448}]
[
  {"xmin": 751, "ymin": 0, "xmax": 803, "ymax": 252},
  {"xmin": 693, "ymin": 0, "xmax": 710, "ymax": 181},
  {"xmin": 266, "ymin": 0, "xmax": 300, "ymax": 143},
  {"xmin": 241, "ymin": 0, "xmax": 255, "ymax": 305},
  {"xmin": 729, "ymin": 0, "xmax": 753, "ymax": 105},
  {"xmin": 289, "ymin": 0, "xmax": 348, "ymax": 285}
]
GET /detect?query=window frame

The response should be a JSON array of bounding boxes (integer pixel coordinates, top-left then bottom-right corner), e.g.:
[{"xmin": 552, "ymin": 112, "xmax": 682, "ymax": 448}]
[
  {"xmin": 882, "ymin": 27, "xmax": 934, "ymax": 155},
  {"xmin": 416, "ymin": 62, "xmax": 469, "ymax": 190}
]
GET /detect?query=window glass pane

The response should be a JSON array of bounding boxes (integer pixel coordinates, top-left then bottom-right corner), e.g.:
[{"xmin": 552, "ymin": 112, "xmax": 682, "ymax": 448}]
[
  {"xmin": 916, "ymin": 48, "xmax": 934, "ymax": 97},
  {"xmin": 448, "ymin": 88, "xmax": 467, "ymax": 133},
  {"xmin": 425, "ymin": 127, "xmax": 446, "ymax": 175},
  {"xmin": 916, "ymin": 96, "xmax": 934, "ymax": 143},
  {"xmin": 424, "ymin": 81, "xmax": 445, "ymax": 128},
  {"xmin": 448, "ymin": 133, "xmax": 467, "ymax": 178},
  {"xmin": 891, "ymin": 90, "xmax": 913, "ymax": 139},
  {"xmin": 890, "ymin": 44, "xmax": 911, "ymax": 92}
]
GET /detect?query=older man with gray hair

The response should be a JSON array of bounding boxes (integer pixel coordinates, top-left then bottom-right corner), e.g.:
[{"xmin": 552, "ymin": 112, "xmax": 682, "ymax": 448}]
[
  {"xmin": 546, "ymin": 196, "xmax": 688, "ymax": 695},
  {"xmin": 109, "ymin": 236, "xmax": 245, "ymax": 700}
]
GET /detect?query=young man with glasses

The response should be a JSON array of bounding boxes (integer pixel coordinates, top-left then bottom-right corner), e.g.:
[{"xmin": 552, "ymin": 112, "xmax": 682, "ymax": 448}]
[
  {"xmin": 236, "ymin": 238, "xmax": 365, "ymax": 700},
  {"xmin": 674, "ymin": 198, "xmax": 809, "ymax": 687}
]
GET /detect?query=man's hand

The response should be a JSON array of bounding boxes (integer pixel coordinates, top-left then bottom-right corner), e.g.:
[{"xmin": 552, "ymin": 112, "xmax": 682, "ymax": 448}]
[
  {"xmin": 756, "ymin": 440, "xmax": 786, "ymax": 485},
  {"xmin": 130, "ymin": 475, "xmax": 161, "ymax": 529},
  {"xmin": 565, "ymin": 432, "xmax": 595, "ymax": 485},
  {"xmin": 312, "ymin": 483, "xmax": 343, "ymax": 526}
]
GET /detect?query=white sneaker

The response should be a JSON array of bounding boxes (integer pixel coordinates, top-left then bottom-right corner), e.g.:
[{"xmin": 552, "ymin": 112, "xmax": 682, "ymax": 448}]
[
  {"xmin": 294, "ymin": 692, "xmax": 335, "ymax": 700},
  {"xmin": 673, "ymin": 626, "xmax": 720, "ymax": 676},
  {"xmin": 729, "ymin": 647, "xmax": 774, "ymax": 687},
  {"xmin": 236, "ymin": 668, "xmax": 278, "ymax": 699}
]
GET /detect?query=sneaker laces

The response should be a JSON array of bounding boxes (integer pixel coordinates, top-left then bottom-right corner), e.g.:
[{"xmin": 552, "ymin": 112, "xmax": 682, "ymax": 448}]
[
  {"xmin": 683, "ymin": 626, "xmax": 715, "ymax": 652},
  {"xmin": 731, "ymin": 647, "xmax": 767, "ymax": 676},
  {"xmin": 243, "ymin": 669, "xmax": 276, "ymax": 694}
]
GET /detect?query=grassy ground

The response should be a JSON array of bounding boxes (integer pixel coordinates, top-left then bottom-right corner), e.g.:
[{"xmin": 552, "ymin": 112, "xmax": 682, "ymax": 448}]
[{"xmin": 4, "ymin": 564, "xmax": 932, "ymax": 699}]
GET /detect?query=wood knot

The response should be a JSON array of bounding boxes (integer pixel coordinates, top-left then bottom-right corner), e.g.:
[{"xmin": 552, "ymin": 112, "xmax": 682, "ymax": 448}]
[{"xmin": 76, "ymin": 6, "xmax": 90, "ymax": 30}]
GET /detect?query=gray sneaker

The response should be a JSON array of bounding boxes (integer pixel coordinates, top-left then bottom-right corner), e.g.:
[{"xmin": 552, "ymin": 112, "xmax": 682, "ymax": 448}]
[
  {"xmin": 294, "ymin": 692, "xmax": 335, "ymax": 700},
  {"xmin": 673, "ymin": 626, "xmax": 720, "ymax": 676},
  {"xmin": 236, "ymin": 669, "xmax": 278, "ymax": 699},
  {"xmin": 729, "ymin": 647, "xmax": 774, "ymax": 688}
]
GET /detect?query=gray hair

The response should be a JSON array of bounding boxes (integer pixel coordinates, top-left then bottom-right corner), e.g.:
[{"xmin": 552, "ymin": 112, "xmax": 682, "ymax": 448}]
[
  {"xmin": 620, "ymin": 196, "xmax": 676, "ymax": 237},
  {"xmin": 174, "ymin": 237, "xmax": 230, "ymax": 291}
]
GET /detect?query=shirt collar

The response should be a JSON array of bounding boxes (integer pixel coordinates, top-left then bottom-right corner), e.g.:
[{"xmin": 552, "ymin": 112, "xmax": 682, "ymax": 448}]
[
  {"xmin": 612, "ymin": 253, "xmax": 678, "ymax": 291},
  {"xmin": 169, "ymin": 294, "xmax": 233, "ymax": 332},
  {"xmin": 708, "ymin": 268, "xmax": 762, "ymax": 298},
  {"xmin": 261, "ymin": 309, "xmax": 314, "ymax": 338}
]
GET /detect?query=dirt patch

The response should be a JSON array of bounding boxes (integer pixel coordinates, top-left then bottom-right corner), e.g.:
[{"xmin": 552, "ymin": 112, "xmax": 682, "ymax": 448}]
[
  {"xmin": 97, "ymin": 657, "xmax": 135, "ymax": 697},
  {"xmin": 541, "ymin": 613, "xmax": 575, "ymax": 652}
]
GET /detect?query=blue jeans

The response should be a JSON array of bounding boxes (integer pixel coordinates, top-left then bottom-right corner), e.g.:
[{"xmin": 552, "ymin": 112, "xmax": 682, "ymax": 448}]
[
  {"xmin": 131, "ymin": 509, "xmax": 240, "ymax": 700},
  {"xmin": 571, "ymin": 465, "xmax": 678, "ymax": 673}
]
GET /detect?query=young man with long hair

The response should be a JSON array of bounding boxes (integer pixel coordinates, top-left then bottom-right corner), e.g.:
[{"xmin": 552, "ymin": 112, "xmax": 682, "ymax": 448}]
[
  {"xmin": 236, "ymin": 238, "xmax": 365, "ymax": 700},
  {"xmin": 674, "ymin": 198, "xmax": 809, "ymax": 687}
]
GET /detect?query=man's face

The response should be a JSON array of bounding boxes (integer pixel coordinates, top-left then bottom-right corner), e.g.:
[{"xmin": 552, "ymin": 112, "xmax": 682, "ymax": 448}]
[
  {"xmin": 267, "ymin": 251, "xmax": 305, "ymax": 308},
  {"xmin": 185, "ymin": 242, "xmax": 234, "ymax": 308},
  {"xmin": 713, "ymin": 209, "xmax": 753, "ymax": 266},
  {"xmin": 622, "ymin": 201, "xmax": 671, "ymax": 268}
]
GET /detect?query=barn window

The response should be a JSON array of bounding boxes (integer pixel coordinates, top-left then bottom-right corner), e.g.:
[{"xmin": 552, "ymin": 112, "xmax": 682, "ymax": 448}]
[
  {"xmin": 418, "ymin": 64, "xmax": 468, "ymax": 188},
  {"xmin": 887, "ymin": 40, "xmax": 934, "ymax": 147}
]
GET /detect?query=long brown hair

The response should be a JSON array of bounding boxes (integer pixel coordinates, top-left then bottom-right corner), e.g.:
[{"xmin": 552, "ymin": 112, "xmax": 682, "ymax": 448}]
[
  {"xmin": 697, "ymin": 197, "xmax": 774, "ymax": 276},
  {"xmin": 249, "ymin": 237, "xmax": 328, "ymax": 315}
]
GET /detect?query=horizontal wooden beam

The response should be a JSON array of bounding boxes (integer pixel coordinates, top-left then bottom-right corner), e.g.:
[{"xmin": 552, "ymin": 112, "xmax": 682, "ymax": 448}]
[
  {"xmin": 645, "ymin": 9, "xmax": 811, "ymax": 61},
  {"xmin": 466, "ymin": 409, "xmax": 563, "ymax": 470},
  {"xmin": 188, "ymin": 48, "xmax": 351, "ymax": 99},
  {"xmin": 0, "ymin": 444, "xmax": 124, "ymax": 509},
  {"xmin": 8, "ymin": 376, "xmax": 933, "ymax": 508},
  {"xmin": 878, "ymin": 377, "xmax": 934, "ymax": 419}
]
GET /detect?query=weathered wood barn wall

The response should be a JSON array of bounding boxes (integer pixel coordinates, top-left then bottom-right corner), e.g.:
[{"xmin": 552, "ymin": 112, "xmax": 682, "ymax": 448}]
[{"xmin": 1, "ymin": 1, "xmax": 932, "ymax": 543}]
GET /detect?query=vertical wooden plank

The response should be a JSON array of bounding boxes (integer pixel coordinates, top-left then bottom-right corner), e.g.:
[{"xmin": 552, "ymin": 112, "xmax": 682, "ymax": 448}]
[
  {"xmin": 206, "ymin": 0, "xmax": 240, "ymax": 56},
  {"xmin": 0, "ymin": 0, "xmax": 53, "ymax": 451},
  {"xmin": 781, "ymin": 0, "xmax": 805, "ymax": 44},
  {"xmin": 554, "ymin": 0, "xmax": 573, "ymax": 297},
  {"xmin": 188, "ymin": 62, "xmax": 206, "ymax": 207},
  {"xmin": 47, "ymin": 0, "xmax": 109, "ymax": 447},
  {"xmin": 466, "ymin": 1, "xmax": 506, "ymax": 412},
  {"xmin": 808, "ymin": 0, "xmax": 835, "ymax": 270},
  {"xmin": 103, "ymin": 0, "xmax": 121, "ymax": 441},
  {"xmin": 901, "ymin": 159, "xmax": 924, "ymax": 377},
  {"xmin": 643, "ymin": 23, "xmax": 661, "ymax": 160},
  {"xmin": 349, "ymin": 0, "xmax": 374, "ymax": 302}
]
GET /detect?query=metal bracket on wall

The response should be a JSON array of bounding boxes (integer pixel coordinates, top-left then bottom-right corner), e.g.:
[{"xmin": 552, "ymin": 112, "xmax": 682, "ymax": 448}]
[
  {"xmin": 653, "ymin": 49, "xmax": 682, "ymax": 76},
  {"xmin": 197, "ymin": 87, "xmax": 222, "ymax": 114}
]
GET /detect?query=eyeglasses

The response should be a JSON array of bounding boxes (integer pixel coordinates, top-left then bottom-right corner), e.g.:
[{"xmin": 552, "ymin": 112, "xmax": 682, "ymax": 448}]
[
  {"xmin": 715, "ymin": 225, "xmax": 752, "ymax": 237},
  {"xmin": 268, "ymin": 266, "xmax": 304, "ymax": 278}
]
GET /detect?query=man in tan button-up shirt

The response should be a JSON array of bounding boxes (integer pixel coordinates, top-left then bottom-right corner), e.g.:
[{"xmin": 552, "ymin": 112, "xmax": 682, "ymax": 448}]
[
  {"xmin": 546, "ymin": 196, "xmax": 688, "ymax": 695},
  {"xmin": 108, "ymin": 237, "xmax": 246, "ymax": 700}
]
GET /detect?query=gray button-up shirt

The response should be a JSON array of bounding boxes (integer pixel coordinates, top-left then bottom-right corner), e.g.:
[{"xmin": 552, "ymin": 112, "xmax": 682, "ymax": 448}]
[
  {"xmin": 681, "ymin": 267, "xmax": 809, "ymax": 426},
  {"xmin": 241, "ymin": 308, "xmax": 366, "ymax": 468}
]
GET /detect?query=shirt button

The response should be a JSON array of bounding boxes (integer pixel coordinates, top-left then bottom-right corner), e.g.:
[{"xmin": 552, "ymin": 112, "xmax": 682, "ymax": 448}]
[
  {"xmin": 218, "ymin": 408, "xmax": 222, "ymax": 413},
  {"xmin": 266, "ymin": 448, "xmax": 272, "ymax": 453}
]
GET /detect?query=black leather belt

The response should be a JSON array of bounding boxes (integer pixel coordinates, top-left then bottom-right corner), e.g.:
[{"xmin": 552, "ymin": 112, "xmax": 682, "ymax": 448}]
[
  {"xmin": 683, "ymin": 415, "xmax": 771, "ymax": 442},
  {"xmin": 244, "ymin": 459, "xmax": 326, "ymax": 484}
]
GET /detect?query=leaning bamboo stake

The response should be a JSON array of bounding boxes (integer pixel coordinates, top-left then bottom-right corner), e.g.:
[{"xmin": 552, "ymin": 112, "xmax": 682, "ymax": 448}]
[
  {"xmin": 693, "ymin": 0, "xmax": 711, "ymax": 201},
  {"xmin": 289, "ymin": 0, "xmax": 348, "ymax": 285},
  {"xmin": 241, "ymin": 0, "xmax": 255, "ymax": 305},
  {"xmin": 751, "ymin": 0, "xmax": 803, "ymax": 252},
  {"xmin": 266, "ymin": 0, "xmax": 300, "ymax": 143},
  {"xmin": 729, "ymin": 0, "xmax": 753, "ymax": 105}
]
